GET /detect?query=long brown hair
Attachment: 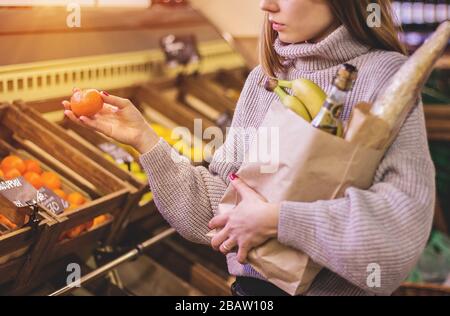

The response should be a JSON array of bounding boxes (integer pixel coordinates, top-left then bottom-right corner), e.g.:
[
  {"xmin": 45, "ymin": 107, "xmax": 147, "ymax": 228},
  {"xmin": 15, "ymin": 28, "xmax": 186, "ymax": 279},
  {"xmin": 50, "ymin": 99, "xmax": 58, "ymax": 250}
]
[{"xmin": 260, "ymin": 0, "xmax": 407, "ymax": 78}]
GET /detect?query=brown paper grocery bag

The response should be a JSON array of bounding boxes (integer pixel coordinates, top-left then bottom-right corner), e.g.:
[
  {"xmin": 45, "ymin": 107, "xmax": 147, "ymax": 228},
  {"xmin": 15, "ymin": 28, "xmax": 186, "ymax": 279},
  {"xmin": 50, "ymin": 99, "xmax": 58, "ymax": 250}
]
[{"xmin": 215, "ymin": 100, "xmax": 387, "ymax": 295}]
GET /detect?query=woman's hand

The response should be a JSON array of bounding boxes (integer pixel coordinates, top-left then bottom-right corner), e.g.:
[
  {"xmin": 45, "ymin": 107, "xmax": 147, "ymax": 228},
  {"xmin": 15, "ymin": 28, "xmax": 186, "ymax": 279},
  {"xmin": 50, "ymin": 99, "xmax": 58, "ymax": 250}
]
[
  {"xmin": 62, "ymin": 89, "xmax": 159, "ymax": 154},
  {"xmin": 209, "ymin": 174, "xmax": 280, "ymax": 264}
]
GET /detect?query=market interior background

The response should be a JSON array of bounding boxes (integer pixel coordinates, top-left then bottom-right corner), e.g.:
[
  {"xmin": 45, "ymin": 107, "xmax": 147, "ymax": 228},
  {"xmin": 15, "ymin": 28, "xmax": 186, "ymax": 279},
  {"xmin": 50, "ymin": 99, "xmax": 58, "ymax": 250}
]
[{"xmin": 0, "ymin": 0, "xmax": 449, "ymax": 296}]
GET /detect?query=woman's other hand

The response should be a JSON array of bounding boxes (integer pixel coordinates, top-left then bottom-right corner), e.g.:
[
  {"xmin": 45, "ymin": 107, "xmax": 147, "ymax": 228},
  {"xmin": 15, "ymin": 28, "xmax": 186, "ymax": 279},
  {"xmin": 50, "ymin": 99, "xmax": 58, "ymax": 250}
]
[
  {"xmin": 209, "ymin": 174, "xmax": 280, "ymax": 264},
  {"xmin": 62, "ymin": 89, "xmax": 159, "ymax": 154}
]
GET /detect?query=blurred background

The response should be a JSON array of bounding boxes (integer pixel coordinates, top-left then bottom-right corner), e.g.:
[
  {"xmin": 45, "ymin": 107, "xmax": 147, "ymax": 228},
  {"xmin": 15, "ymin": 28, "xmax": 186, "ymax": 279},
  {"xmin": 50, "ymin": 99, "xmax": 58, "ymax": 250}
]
[{"xmin": 0, "ymin": 0, "xmax": 448, "ymax": 296}]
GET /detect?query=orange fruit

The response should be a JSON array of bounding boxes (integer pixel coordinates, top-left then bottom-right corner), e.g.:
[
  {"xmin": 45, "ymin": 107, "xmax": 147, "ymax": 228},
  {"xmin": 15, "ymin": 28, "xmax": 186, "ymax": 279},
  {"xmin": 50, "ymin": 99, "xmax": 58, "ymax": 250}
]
[
  {"xmin": 0, "ymin": 169, "xmax": 4, "ymax": 179},
  {"xmin": 93, "ymin": 215, "xmax": 108, "ymax": 227},
  {"xmin": 70, "ymin": 89, "xmax": 104, "ymax": 117},
  {"xmin": 0, "ymin": 214, "xmax": 17, "ymax": 230},
  {"xmin": 4, "ymin": 168, "xmax": 21, "ymax": 180},
  {"xmin": 66, "ymin": 225, "xmax": 84, "ymax": 239},
  {"xmin": 53, "ymin": 189, "xmax": 67, "ymax": 200},
  {"xmin": 1, "ymin": 155, "xmax": 26, "ymax": 175},
  {"xmin": 24, "ymin": 171, "xmax": 44, "ymax": 189},
  {"xmin": 24, "ymin": 160, "xmax": 42, "ymax": 174},
  {"xmin": 67, "ymin": 192, "xmax": 86, "ymax": 206},
  {"xmin": 40, "ymin": 172, "xmax": 61, "ymax": 190}
]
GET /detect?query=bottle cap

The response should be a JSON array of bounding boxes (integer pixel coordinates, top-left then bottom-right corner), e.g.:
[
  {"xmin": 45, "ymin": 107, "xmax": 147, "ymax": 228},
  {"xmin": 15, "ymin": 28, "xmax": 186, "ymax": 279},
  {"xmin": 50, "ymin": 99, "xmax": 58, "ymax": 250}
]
[{"xmin": 334, "ymin": 63, "xmax": 358, "ymax": 91}]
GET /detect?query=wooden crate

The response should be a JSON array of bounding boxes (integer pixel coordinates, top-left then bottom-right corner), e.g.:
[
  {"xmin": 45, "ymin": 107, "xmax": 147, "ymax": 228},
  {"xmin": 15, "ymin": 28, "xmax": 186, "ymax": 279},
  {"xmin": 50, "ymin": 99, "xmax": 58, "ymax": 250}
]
[
  {"xmin": 149, "ymin": 75, "xmax": 237, "ymax": 129},
  {"xmin": 0, "ymin": 104, "xmax": 130, "ymax": 269},
  {"xmin": 14, "ymin": 95, "xmax": 156, "ymax": 240},
  {"xmin": 0, "ymin": 199, "xmax": 59, "ymax": 292}
]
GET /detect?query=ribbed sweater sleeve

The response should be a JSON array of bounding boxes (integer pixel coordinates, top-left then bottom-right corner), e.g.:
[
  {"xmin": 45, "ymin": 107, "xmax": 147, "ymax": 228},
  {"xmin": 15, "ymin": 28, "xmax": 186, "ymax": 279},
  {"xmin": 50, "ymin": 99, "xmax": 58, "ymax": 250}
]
[{"xmin": 138, "ymin": 67, "xmax": 262, "ymax": 244}]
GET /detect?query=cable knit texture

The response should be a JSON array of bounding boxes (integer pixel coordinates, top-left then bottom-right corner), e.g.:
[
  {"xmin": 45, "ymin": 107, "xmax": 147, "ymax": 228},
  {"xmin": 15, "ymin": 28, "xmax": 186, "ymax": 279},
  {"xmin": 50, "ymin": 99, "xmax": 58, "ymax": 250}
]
[{"xmin": 139, "ymin": 25, "xmax": 436, "ymax": 296}]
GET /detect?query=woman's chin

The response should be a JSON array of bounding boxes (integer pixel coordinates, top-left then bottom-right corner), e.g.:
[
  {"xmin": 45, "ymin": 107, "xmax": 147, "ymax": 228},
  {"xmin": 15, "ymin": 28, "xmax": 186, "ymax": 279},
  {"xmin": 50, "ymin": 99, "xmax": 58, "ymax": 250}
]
[{"xmin": 277, "ymin": 33, "xmax": 308, "ymax": 45}]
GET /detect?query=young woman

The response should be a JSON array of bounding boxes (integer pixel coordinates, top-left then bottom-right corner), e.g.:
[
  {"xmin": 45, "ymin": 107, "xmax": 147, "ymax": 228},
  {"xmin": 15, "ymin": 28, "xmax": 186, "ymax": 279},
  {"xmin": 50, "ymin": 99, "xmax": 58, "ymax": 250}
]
[{"xmin": 63, "ymin": 0, "xmax": 436, "ymax": 296}]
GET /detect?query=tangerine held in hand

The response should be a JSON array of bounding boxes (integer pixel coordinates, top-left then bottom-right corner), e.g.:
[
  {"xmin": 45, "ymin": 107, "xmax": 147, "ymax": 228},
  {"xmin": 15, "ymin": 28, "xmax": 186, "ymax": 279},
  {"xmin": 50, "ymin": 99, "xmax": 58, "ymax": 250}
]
[{"xmin": 70, "ymin": 89, "xmax": 104, "ymax": 117}]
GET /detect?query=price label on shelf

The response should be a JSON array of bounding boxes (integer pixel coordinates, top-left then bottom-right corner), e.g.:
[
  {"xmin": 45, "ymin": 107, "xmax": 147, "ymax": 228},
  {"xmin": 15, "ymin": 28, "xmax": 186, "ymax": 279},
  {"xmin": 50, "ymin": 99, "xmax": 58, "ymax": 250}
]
[
  {"xmin": 98, "ymin": 142, "xmax": 134, "ymax": 164},
  {"xmin": 160, "ymin": 34, "xmax": 201, "ymax": 67},
  {"xmin": 37, "ymin": 187, "xmax": 69, "ymax": 215},
  {"xmin": 0, "ymin": 176, "xmax": 40, "ymax": 208}
]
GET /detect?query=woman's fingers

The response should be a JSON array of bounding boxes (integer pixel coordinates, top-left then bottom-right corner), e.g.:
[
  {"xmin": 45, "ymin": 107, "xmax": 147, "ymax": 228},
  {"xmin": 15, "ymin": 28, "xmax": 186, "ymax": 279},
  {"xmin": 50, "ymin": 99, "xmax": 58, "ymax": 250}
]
[
  {"xmin": 236, "ymin": 242, "xmax": 250, "ymax": 264},
  {"xmin": 229, "ymin": 175, "xmax": 258, "ymax": 199},
  {"xmin": 208, "ymin": 213, "xmax": 229, "ymax": 230},
  {"xmin": 210, "ymin": 226, "xmax": 230, "ymax": 251},
  {"xmin": 64, "ymin": 110, "xmax": 83, "ymax": 125},
  {"xmin": 79, "ymin": 116, "xmax": 112, "ymax": 136},
  {"xmin": 62, "ymin": 100, "xmax": 71, "ymax": 111},
  {"xmin": 103, "ymin": 103, "xmax": 119, "ymax": 113},
  {"xmin": 100, "ymin": 91, "xmax": 131, "ymax": 109},
  {"xmin": 219, "ymin": 238, "xmax": 237, "ymax": 255}
]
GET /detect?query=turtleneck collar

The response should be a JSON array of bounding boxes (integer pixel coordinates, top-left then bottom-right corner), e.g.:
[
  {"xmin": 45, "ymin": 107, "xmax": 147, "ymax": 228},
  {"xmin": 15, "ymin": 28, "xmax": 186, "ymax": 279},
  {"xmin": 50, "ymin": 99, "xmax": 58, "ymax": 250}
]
[{"xmin": 274, "ymin": 25, "xmax": 371, "ymax": 72}]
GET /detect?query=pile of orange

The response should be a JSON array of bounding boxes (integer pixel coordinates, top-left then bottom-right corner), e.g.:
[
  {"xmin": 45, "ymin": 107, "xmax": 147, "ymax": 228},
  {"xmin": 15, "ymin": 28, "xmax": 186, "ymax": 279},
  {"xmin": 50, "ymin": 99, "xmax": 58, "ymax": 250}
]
[
  {"xmin": 1, "ymin": 155, "xmax": 108, "ymax": 239},
  {"xmin": 1, "ymin": 154, "xmax": 93, "ymax": 232},
  {"xmin": 61, "ymin": 214, "xmax": 109, "ymax": 240}
]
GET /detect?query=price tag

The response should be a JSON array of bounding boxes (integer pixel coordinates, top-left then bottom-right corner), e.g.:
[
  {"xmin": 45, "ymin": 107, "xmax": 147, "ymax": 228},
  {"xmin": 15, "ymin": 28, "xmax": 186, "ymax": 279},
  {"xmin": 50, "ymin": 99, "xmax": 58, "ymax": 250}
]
[
  {"xmin": 160, "ymin": 34, "xmax": 200, "ymax": 67},
  {"xmin": 37, "ymin": 187, "xmax": 69, "ymax": 215},
  {"xmin": 98, "ymin": 142, "xmax": 134, "ymax": 164},
  {"xmin": 0, "ymin": 177, "xmax": 40, "ymax": 208}
]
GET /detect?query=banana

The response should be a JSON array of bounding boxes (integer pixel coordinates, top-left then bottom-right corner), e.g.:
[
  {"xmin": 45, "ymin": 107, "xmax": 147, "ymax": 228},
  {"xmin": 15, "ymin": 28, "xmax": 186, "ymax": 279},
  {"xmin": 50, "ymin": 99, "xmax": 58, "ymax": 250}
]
[
  {"xmin": 275, "ymin": 86, "xmax": 312, "ymax": 122},
  {"xmin": 265, "ymin": 79, "xmax": 312, "ymax": 122},
  {"xmin": 278, "ymin": 78, "xmax": 326, "ymax": 119}
]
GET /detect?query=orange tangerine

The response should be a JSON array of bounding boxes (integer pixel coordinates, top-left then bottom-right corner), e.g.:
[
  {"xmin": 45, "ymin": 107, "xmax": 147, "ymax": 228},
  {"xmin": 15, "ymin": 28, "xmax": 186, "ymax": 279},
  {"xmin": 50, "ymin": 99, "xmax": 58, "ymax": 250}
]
[
  {"xmin": 0, "ymin": 214, "xmax": 17, "ymax": 230},
  {"xmin": 66, "ymin": 225, "xmax": 84, "ymax": 239},
  {"xmin": 70, "ymin": 89, "xmax": 104, "ymax": 117},
  {"xmin": 93, "ymin": 215, "xmax": 108, "ymax": 227},
  {"xmin": 53, "ymin": 189, "xmax": 67, "ymax": 200},
  {"xmin": 40, "ymin": 172, "xmax": 61, "ymax": 190},
  {"xmin": 4, "ymin": 168, "xmax": 21, "ymax": 180},
  {"xmin": 24, "ymin": 160, "xmax": 42, "ymax": 174},
  {"xmin": 1, "ymin": 155, "xmax": 26, "ymax": 174},
  {"xmin": 24, "ymin": 171, "xmax": 44, "ymax": 189},
  {"xmin": 67, "ymin": 192, "xmax": 86, "ymax": 206}
]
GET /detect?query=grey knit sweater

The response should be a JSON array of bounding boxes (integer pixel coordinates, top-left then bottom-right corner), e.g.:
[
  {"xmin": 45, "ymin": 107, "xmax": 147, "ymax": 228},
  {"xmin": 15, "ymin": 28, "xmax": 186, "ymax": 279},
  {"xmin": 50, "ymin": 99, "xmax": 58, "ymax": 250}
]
[{"xmin": 139, "ymin": 25, "xmax": 436, "ymax": 296}]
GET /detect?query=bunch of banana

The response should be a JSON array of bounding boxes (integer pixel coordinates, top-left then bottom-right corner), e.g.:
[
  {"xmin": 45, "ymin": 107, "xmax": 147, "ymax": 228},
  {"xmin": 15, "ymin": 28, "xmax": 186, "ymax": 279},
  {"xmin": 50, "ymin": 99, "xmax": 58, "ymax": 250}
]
[{"xmin": 265, "ymin": 78, "xmax": 326, "ymax": 121}]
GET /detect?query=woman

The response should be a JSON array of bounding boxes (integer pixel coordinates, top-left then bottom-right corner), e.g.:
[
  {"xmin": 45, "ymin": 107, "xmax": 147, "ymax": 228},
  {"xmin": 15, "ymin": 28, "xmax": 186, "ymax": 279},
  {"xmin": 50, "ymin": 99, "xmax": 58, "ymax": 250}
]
[{"xmin": 63, "ymin": 0, "xmax": 436, "ymax": 296}]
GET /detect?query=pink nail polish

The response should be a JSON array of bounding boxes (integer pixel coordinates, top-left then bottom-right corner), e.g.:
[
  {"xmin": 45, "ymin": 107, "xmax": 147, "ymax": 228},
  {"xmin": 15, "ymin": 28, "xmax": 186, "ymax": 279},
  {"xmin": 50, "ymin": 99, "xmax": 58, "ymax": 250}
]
[
  {"xmin": 229, "ymin": 173, "xmax": 238, "ymax": 181},
  {"xmin": 101, "ymin": 91, "xmax": 109, "ymax": 96}
]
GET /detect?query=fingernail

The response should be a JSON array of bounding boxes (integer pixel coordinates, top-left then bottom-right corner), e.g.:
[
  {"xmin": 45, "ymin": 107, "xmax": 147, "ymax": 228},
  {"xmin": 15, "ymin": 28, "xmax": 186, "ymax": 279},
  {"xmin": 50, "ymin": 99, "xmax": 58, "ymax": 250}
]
[
  {"xmin": 101, "ymin": 91, "xmax": 109, "ymax": 96},
  {"xmin": 79, "ymin": 116, "xmax": 87, "ymax": 121},
  {"xmin": 229, "ymin": 173, "xmax": 238, "ymax": 181}
]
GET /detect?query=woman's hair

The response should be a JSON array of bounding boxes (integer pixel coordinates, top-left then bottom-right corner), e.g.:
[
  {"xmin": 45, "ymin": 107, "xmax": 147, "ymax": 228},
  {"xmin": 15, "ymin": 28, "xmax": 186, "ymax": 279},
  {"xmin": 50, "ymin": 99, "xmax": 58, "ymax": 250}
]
[{"xmin": 260, "ymin": 0, "xmax": 407, "ymax": 78}]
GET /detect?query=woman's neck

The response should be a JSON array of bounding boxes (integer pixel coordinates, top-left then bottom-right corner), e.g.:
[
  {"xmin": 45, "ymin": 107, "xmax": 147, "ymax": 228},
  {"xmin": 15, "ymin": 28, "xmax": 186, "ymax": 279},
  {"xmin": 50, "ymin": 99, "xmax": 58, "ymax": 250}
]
[
  {"xmin": 273, "ymin": 25, "xmax": 371, "ymax": 72},
  {"xmin": 309, "ymin": 21, "xmax": 342, "ymax": 44}
]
